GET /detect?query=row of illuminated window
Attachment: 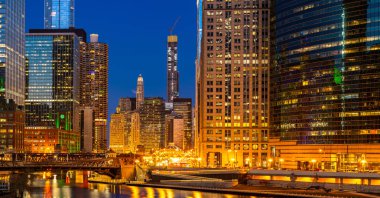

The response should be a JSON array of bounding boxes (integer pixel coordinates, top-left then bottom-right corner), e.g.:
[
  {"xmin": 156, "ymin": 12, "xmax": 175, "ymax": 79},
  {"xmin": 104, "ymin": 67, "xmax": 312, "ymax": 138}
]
[
  {"xmin": 206, "ymin": 143, "xmax": 268, "ymax": 150},
  {"xmin": 205, "ymin": 122, "xmax": 268, "ymax": 127}
]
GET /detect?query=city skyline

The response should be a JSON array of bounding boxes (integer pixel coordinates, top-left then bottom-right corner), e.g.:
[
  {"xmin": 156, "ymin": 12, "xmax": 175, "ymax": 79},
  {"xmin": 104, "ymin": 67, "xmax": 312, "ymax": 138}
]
[{"xmin": 26, "ymin": 0, "xmax": 197, "ymax": 120}]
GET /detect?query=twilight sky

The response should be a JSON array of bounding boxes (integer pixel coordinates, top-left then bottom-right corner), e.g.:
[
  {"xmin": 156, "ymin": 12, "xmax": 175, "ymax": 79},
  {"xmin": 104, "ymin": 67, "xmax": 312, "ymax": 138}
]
[{"xmin": 26, "ymin": 0, "xmax": 197, "ymax": 117}]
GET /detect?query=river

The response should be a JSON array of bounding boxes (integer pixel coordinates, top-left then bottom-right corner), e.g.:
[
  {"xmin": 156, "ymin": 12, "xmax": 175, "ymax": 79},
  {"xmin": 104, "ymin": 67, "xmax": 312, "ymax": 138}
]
[{"xmin": 0, "ymin": 171, "xmax": 260, "ymax": 198}]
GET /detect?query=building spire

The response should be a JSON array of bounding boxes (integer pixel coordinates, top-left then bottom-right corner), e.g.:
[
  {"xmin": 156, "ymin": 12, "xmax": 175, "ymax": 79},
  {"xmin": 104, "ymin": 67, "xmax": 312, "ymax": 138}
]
[{"xmin": 136, "ymin": 74, "xmax": 144, "ymax": 110}]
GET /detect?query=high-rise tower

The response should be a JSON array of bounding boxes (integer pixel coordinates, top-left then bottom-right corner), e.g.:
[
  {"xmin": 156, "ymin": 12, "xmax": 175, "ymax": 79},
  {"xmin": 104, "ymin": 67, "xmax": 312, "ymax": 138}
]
[
  {"xmin": 167, "ymin": 35, "xmax": 179, "ymax": 102},
  {"xmin": 44, "ymin": 0, "xmax": 75, "ymax": 29},
  {"xmin": 80, "ymin": 34, "xmax": 108, "ymax": 152},
  {"xmin": 0, "ymin": 0, "xmax": 25, "ymax": 105},
  {"xmin": 136, "ymin": 74, "xmax": 144, "ymax": 110},
  {"xmin": 197, "ymin": 0, "xmax": 270, "ymax": 168},
  {"xmin": 271, "ymin": 0, "xmax": 380, "ymax": 171}
]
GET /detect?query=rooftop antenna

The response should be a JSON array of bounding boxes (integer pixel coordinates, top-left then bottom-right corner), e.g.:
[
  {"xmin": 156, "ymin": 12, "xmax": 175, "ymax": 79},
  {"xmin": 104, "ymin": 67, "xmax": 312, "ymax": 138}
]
[{"xmin": 169, "ymin": 17, "xmax": 181, "ymax": 35}]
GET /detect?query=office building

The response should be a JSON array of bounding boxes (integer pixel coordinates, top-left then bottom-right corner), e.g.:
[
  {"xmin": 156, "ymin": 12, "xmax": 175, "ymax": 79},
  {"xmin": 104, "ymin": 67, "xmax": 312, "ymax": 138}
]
[
  {"xmin": 25, "ymin": 29, "xmax": 81, "ymax": 153},
  {"xmin": 0, "ymin": 0, "xmax": 25, "ymax": 105},
  {"xmin": 197, "ymin": 0, "xmax": 270, "ymax": 167},
  {"xmin": 136, "ymin": 75, "xmax": 144, "ymax": 110},
  {"xmin": 80, "ymin": 34, "xmax": 108, "ymax": 152},
  {"xmin": 109, "ymin": 109, "xmax": 127, "ymax": 153},
  {"xmin": 139, "ymin": 97, "xmax": 165, "ymax": 151},
  {"xmin": 173, "ymin": 98, "xmax": 193, "ymax": 150},
  {"xmin": 167, "ymin": 35, "xmax": 179, "ymax": 102},
  {"xmin": 271, "ymin": 0, "xmax": 380, "ymax": 171},
  {"xmin": 0, "ymin": 97, "xmax": 24, "ymax": 153},
  {"xmin": 80, "ymin": 107, "xmax": 94, "ymax": 152},
  {"xmin": 118, "ymin": 97, "xmax": 136, "ymax": 113},
  {"xmin": 44, "ymin": 0, "xmax": 74, "ymax": 29}
]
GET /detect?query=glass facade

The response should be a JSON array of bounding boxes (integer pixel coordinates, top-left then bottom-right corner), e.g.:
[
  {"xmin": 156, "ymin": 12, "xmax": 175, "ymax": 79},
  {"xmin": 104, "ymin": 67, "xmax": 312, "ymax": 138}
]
[
  {"xmin": 44, "ymin": 0, "xmax": 74, "ymax": 29},
  {"xmin": 0, "ymin": 0, "xmax": 25, "ymax": 105},
  {"xmin": 167, "ymin": 36, "xmax": 179, "ymax": 102},
  {"xmin": 25, "ymin": 33, "xmax": 80, "ymax": 134},
  {"xmin": 139, "ymin": 98, "xmax": 165, "ymax": 151},
  {"xmin": 271, "ymin": 0, "xmax": 380, "ymax": 144}
]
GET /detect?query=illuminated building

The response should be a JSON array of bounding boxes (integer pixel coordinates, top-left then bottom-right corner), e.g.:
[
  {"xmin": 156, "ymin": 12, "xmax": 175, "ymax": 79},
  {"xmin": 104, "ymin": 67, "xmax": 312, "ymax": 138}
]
[
  {"xmin": 110, "ymin": 98, "xmax": 140, "ymax": 153},
  {"xmin": 136, "ymin": 75, "xmax": 144, "ymax": 110},
  {"xmin": 197, "ymin": 0, "xmax": 270, "ymax": 167},
  {"xmin": 25, "ymin": 29, "xmax": 82, "ymax": 153},
  {"xmin": 44, "ymin": 0, "xmax": 75, "ymax": 29},
  {"xmin": 80, "ymin": 34, "xmax": 108, "ymax": 152},
  {"xmin": 0, "ymin": 0, "xmax": 25, "ymax": 105},
  {"xmin": 24, "ymin": 128, "xmax": 79, "ymax": 153},
  {"xmin": 139, "ymin": 97, "xmax": 165, "ymax": 151},
  {"xmin": 0, "ymin": 97, "xmax": 25, "ymax": 153},
  {"xmin": 118, "ymin": 97, "xmax": 136, "ymax": 113},
  {"xmin": 271, "ymin": 0, "xmax": 380, "ymax": 171},
  {"xmin": 173, "ymin": 98, "xmax": 193, "ymax": 150},
  {"xmin": 80, "ymin": 107, "xmax": 94, "ymax": 152},
  {"xmin": 167, "ymin": 35, "xmax": 179, "ymax": 102},
  {"xmin": 110, "ymin": 108, "xmax": 127, "ymax": 153}
]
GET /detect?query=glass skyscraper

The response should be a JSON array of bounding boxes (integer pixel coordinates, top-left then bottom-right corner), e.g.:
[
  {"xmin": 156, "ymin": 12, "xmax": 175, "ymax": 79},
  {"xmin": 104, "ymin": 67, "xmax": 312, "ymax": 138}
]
[
  {"xmin": 0, "ymin": 0, "xmax": 25, "ymax": 105},
  {"xmin": 271, "ymin": 0, "xmax": 380, "ymax": 145},
  {"xmin": 25, "ymin": 30, "xmax": 80, "ymax": 133},
  {"xmin": 167, "ymin": 35, "xmax": 179, "ymax": 102},
  {"xmin": 44, "ymin": 0, "xmax": 74, "ymax": 29},
  {"xmin": 270, "ymin": 0, "xmax": 380, "ymax": 171}
]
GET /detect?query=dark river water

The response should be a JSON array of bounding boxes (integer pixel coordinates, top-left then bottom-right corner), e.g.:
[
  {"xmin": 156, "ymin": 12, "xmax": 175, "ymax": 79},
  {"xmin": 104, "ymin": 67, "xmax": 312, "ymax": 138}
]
[{"xmin": 0, "ymin": 171, "xmax": 259, "ymax": 198}]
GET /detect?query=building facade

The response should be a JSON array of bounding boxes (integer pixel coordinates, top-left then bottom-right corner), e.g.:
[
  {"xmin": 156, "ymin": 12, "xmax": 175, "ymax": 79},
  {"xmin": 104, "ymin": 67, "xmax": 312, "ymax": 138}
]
[
  {"xmin": 271, "ymin": 0, "xmax": 380, "ymax": 171},
  {"xmin": 25, "ymin": 30, "xmax": 81, "ymax": 153},
  {"xmin": 109, "ymin": 110, "xmax": 127, "ymax": 153},
  {"xmin": 0, "ymin": 0, "xmax": 25, "ymax": 105},
  {"xmin": 0, "ymin": 97, "xmax": 24, "ymax": 153},
  {"xmin": 44, "ymin": 0, "xmax": 75, "ymax": 29},
  {"xmin": 173, "ymin": 98, "xmax": 193, "ymax": 150},
  {"xmin": 79, "ymin": 107, "xmax": 94, "ymax": 152},
  {"xmin": 197, "ymin": 0, "xmax": 271, "ymax": 167},
  {"xmin": 136, "ymin": 75, "xmax": 144, "ymax": 110},
  {"xmin": 80, "ymin": 34, "xmax": 108, "ymax": 152},
  {"xmin": 139, "ymin": 97, "xmax": 165, "ymax": 151},
  {"xmin": 167, "ymin": 35, "xmax": 179, "ymax": 102}
]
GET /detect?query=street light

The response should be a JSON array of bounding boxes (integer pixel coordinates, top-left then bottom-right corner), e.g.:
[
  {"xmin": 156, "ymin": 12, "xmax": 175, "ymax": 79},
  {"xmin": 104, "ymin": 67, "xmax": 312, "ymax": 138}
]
[
  {"xmin": 279, "ymin": 158, "xmax": 284, "ymax": 170},
  {"xmin": 197, "ymin": 157, "xmax": 202, "ymax": 168},
  {"xmin": 234, "ymin": 150, "xmax": 238, "ymax": 167},
  {"xmin": 227, "ymin": 149, "xmax": 232, "ymax": 167},
  {"xmin": 311, "ymin": 159, "xmax": 317, "ymax": 170},
  {"xmin": 268, "ymin": 158, "xmax": 273, "ymax": 169},
  {"xmin": 361, "ymin": 159, "xmax": 367, "ymax": 171}
]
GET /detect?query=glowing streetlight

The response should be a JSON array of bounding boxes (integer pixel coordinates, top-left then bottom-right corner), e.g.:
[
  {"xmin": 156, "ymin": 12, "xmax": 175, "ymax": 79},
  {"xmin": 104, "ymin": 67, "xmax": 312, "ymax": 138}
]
[
  {"xmin": 268, "ymin": 158, "xmax": 273, "ymax": 169},
  {"xmin": 279, "ymin": 158, "xmax": 284, "ymax": 170},
  {"xmin": 311, "ymin": 159, "xmax": 317, "ymax": 170},
  {"xmin": 361, "ymin": 159, "xmax": 367, "ymax": 171}
]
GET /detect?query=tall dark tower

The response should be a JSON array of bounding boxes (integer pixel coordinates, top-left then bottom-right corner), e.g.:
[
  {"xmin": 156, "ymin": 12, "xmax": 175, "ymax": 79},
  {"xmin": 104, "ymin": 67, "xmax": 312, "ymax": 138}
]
[{"xmin": 167, "ymin": 35, "xmax": 179, "ymax": 102}]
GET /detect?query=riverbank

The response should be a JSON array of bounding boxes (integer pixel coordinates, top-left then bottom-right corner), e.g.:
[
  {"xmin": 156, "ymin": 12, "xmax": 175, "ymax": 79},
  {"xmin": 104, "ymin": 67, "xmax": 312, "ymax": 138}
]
[{"xmin": 126, "ymin": 183, "xmax": 378, "ymax": 198}]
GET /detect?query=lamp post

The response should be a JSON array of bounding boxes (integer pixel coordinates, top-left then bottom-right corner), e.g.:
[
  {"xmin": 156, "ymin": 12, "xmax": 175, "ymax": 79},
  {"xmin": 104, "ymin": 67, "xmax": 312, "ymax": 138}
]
[
  {"xmin": 268, "ymin": 158, "xmax": 273, "ymax": 169},
  {"xmin": 234, "ymin": 150, "xmax": 238, "ymax": 168},
  {"xmin": 279, "ymin": 158, "xmax": 284, "ymax": 170},
  {"xmin": 197, "ymin": 157, "xmax": 202, "ymax": 168},
  {"xmin": 227, "ymin": 149, "xmax": 232, "ymax": 167},
  {"xmin": 361, "ymin": 159, "xmax": 367, "ymax": 172},
  {"xmin": 311, "ymin": 159, "xmax": 317, "ymax": 171}
]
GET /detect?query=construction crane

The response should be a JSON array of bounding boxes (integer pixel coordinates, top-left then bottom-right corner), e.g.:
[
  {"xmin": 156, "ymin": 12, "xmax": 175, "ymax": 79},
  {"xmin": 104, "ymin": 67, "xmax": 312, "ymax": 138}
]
[{"xmin": 169, "ymin": 17, "xmax": 181, "ymax": 35}]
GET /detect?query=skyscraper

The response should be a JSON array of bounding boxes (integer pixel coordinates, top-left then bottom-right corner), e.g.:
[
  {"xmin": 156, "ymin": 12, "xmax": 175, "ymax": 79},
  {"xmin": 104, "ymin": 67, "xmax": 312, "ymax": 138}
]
[
  {"xmin": 167, "ymin": 35, "xmax": 179, "ymax": 102},
  {"xmin": 173, "ymin": 98, "xmax": 193, "ymax": 150},
  {"xmin": 271, "ymin": 0, "xmax": 380, "ymax": 171},
  {"xmin": 44, "ymin": 0, "xmax": 75, "ymax": 29},
  {"xmin": 136, "ymin": 74, "xmax": 144, "ymax": 110},
  {"xmin": 139, "ymin": 97, "xmax": 165, "ymax": 151},
  {"xmin": 0, "ymin": 0, "xmax": 25, "ymax": 105},
  {"xmin": 197, "ymin": 0, "xmax": 270, "ymax": 167},
  {"xmin": 25, "ymin": 29, "xmax": 81, "ymax": 153},
  {"xmin": 80, "ymin": 34, "xmax": 108, "ymax": 152}
]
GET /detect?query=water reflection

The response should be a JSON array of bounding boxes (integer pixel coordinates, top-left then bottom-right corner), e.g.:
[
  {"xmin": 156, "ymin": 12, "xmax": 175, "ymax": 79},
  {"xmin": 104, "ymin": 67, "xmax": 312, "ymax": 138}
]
[{"xmin": 2, "ymin": 171, "xmax": 258, "ymax": 198}]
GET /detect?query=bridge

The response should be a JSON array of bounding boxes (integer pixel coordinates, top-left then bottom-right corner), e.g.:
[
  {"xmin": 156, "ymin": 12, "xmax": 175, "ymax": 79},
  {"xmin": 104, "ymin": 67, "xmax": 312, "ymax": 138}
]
[{"xmin": 0, "ymin": 153, "xmax": 141, "ymax": 178}]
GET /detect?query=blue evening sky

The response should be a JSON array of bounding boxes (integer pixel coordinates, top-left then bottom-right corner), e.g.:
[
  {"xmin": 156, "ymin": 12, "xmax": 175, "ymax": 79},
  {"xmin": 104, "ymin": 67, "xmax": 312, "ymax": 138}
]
[{"xmin": 26, "ymin": 0, "xmax": 197, "ymax": 117}]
